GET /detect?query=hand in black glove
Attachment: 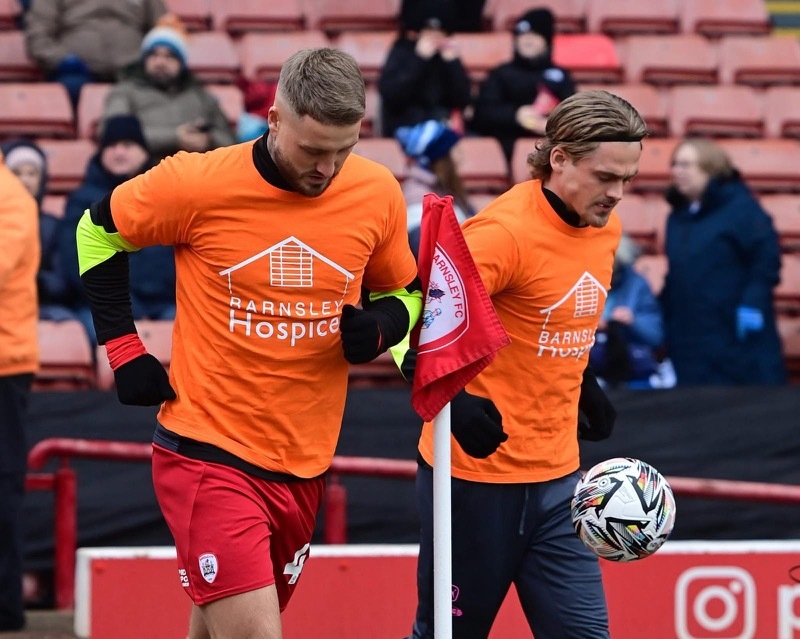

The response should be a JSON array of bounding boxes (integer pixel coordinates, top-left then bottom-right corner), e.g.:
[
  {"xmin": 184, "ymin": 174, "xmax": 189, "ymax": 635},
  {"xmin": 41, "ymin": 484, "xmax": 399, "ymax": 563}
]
[
  {"xmin": 114, "ymin": 353, "xmax": 176, "ymax": 406},
  {"xmin": 577, "ymin": 367, "xmax": 616, "ymax": 441},
  {"xmin": 450, "ymin": 390, "xmax": 508, "ymax": 458},
  {"xmin": 340, "ymin": 304, "xmax": 383, "ymax": 364}
]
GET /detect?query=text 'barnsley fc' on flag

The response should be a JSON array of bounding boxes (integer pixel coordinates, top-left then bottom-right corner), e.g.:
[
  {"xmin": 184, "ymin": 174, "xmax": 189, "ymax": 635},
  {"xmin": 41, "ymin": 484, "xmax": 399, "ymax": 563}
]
[{"xmin": 411, "ymin": 194, "xmax": 510, "ymax": 422}]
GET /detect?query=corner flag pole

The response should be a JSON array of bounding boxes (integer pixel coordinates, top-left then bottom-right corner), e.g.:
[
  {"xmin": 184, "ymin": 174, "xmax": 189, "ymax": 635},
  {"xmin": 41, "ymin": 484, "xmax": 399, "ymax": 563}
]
[{"xmin": 433, "ymin": 402, "xmax": 453, "ymax": 639}]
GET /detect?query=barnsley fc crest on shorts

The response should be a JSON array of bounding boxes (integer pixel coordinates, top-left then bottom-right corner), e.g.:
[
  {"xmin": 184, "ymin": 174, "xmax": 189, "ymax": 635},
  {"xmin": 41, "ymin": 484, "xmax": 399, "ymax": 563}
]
[{"xmin": 199, "ymin": 553, "xmax": 218, "ymax": 584}]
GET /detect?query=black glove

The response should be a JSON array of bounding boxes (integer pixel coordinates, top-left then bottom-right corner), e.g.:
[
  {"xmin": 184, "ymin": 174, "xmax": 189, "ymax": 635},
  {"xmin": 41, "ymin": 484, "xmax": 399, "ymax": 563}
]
[
  {"xmin": 340, "ymin": 304, "xmax": 384, "ymax": 364},
  {"xmin": 450, "ymin": 390, "xmax": 508, "ymax": 458},
  {"xmin": 577, "ymin": 367, "xmax": 616, "ymax": 441},
  {"xmin": 113, "ymin": 353, "xmax": 176, "ymax": 406}
]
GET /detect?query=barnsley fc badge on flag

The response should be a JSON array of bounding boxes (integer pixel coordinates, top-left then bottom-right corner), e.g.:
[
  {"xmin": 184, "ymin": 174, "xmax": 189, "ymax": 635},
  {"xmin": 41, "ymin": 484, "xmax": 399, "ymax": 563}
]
[{"xmin": 411, "ymin": 194, "xmax": 510, "ymax": 422}]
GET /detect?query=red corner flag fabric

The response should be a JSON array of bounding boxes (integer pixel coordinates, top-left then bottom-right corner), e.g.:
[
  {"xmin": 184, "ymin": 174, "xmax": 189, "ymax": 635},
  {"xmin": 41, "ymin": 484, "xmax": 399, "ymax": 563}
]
[{"xmin": 411, "ymin": 194, "xmax": 510, "ymax": 422}]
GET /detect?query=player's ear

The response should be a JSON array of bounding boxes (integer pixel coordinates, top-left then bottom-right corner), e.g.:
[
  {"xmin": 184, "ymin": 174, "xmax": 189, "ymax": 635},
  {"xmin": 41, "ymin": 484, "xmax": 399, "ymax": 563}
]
[
  {"xmin": 267, "ymin": 105, "xmax": 280, "ymax": 132},
  {"xmin": 550, "ymin": 146, "xmax": 568, "ymax": 174}
]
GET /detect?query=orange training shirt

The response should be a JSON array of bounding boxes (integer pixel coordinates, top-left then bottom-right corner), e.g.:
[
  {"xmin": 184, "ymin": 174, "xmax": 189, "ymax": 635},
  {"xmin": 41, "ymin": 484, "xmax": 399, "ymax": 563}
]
[
  {"xmin": 110, "ymin": 142, "xmax": 418, "ymax": 477},
  {"xmin": 418, "ymin": 180, "xmax": 621, "ymax": 483}
]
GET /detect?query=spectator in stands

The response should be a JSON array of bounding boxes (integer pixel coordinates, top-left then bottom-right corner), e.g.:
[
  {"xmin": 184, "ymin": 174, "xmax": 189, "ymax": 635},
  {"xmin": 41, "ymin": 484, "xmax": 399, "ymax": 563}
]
[
  {"xmin": 61, "ymin": 115, "xmax": 173, "ymax": 343},
  {"xmin": 662, "ymin": 138, "xmax": 786, "ymax": 385},
  {"xmin": 0, "ymin": 148, "xmax": 39, "ymax": 632},
  {"xmin": 1, "ymin": 140, "xmax": 79, "ymax": 324},
  {"xmin": 378, "ymin": 0, "xmax": 472, "ymax": 138},
  {"xmin": 473, "ymin": 7, "xmax": 577, "ymax": 163},
  {"xmin": 589, "ymin": 234, "xmax": 664, "ymax": 388},
  {"xmin": 401, "ymin": 0, "xmax": 487, "ymax": 32},
  {"xmin": 24, "ymin": 0, "xmax": 167, "ymax": 107},
  {"xmin": 396, "ymin": 120, "xmax": 474, "ymax": 257},
  {"xmin": 99, "ymin": 14, "xmax": 235, "ymax": 161}
]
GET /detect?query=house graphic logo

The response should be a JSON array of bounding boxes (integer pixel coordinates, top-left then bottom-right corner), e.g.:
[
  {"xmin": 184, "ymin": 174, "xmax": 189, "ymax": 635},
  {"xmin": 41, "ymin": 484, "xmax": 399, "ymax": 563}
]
[
  {"xmin": 537, "ymin": 271, "xmax": 606, "ymax": 360},
  {"xmin": 218, "ymin": 236, "xmax": 355, "ymax": 346}
]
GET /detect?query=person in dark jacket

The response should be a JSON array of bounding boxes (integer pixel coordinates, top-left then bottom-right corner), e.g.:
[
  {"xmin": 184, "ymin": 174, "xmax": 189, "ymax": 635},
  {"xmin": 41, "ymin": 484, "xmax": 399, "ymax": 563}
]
[
  {"xmin": 473, "ymin": 7, "xmax": 577, "ymax": 162},
  {"xmin": 662, "ymin": 138, "xmax": 786, "ymax": 385},
  {"xmin": 1, "ymin": 140, "xmax": 78, "ymax": 322},
  {"xmin": 60, "ymin": 115, "xmax": 176, "ymax": 345},
  {"xmin": 378, "ymin": 0, "xmax": 472, "ymax": 138}
]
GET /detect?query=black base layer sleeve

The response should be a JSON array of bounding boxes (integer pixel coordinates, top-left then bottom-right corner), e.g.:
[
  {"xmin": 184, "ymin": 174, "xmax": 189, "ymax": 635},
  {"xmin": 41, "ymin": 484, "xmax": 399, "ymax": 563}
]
[{"xmin": 81, "ymin": 251, "xmax": 137, "ymax": 345}]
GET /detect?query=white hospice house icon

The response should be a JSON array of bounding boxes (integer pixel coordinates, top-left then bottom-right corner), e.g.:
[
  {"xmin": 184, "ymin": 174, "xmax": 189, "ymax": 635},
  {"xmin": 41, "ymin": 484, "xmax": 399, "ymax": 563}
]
[{"xmin": 540, "ymin": 271, "xmax": 607, "ymax": 328}]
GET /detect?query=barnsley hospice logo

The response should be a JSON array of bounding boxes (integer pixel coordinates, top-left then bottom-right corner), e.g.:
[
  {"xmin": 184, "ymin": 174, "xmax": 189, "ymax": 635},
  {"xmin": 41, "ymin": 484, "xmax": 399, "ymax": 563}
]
[{"xmin": 419, "ymin": 244, "xmax": 469, "ymax": 352}]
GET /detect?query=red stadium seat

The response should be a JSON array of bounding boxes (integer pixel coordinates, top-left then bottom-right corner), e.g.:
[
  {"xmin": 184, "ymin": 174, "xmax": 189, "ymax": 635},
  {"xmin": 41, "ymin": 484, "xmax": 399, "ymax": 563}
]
[
  {"xmin": 451, "ymin": 32, "xmax": 513, "ymax": 83},
  {"xmin": 552, "ymin": 34, "xmax": 622, "ymax": 83},
  {"xmin": 623, "ymin": 35, "xmax": 718, "ymax": 85},
  {"xmin": 717, "ymin": 139, "xmax": 800, "ymax": 193},
  {"xmin": 165, "ymin": 0, "xmax": 211, "ymax": 31},
  {"xmin": 633, "ymin": 254, "xmax": 668, "ymax": 296},
  {"xmin": 613, "ymin": 195, "xmax": 665, "ymax": 255},
  {"xmin": 0, "ymin": 0, "xmax": 19, "ymax": 30},
  {"xmin": 763, "ymin": 87, "xmax": 800, "ymax": 139},
  {"xmin": 353, "ymin": 138, "xmax": 408, "ymax": 181},
  {"xmin": 454, "ymin": 137, "xmax": 510, "ymax": 194},
  {"xmin": 304, "ymin": 0, "xmax": 400, "ymax": 35},
  {"xmin": 38, "ymin": 139, "xmax": 96, "ymax": 194},
  {"xmin": 760, "ymin": 194, "xmax": 800, "ymax": 254},
  {"xmin": 348, "ymin": 351, "xmax": 405, "ymax": 388},
  {"xmin": 239, "ymin": 32, "xmax": 330, "ymax": 82},
  {"xmin": 775, "ymin": 254, "xmax": 800, "ymax": 316},
  {"xmin": 487, "ymin": 0, "xmax": 587, "ymax": 34},
  {"xmin": 36, "ymin": 321, "xmax": 95, "ymax": 390},
  {"xmin": 210, "ymin": 0, "xmax": 304, "ymax": 34},
  {"xmin": 680, "ymin": 0, "xmax": 770, "ymax": 38},
  {"xmin": 76, "ymin": 83, "xmax": 111, "ymax": 141},
  {"xmin": 633, "ymin": 138, "xmax": 678, "ymax": 193},
  {"xmin": 718, "ymin": 36, "xmax": 800, "ymax": 86},
  {"xmin": 777, "ymin": 316, "xmax": 800, "ymax": 381},
  {"xmin": 334, "ymin": 31, "xmax": 394, "ymax": 86},
  {"xmin": 0, "ymin": 31, "xmax": 40, "ymax": 81},
  {"xmin": 362, "ymin": 85, "xmax": 381, "ymax": 137},
  {"xmin": 187, "ymin": 31, "xmax": 240, "ymax": 83},
  {"xmin": 581, "ymin": 83, "xmax": 668, "ymax": 137},
  {"xmin": 205, "ymin": 84, "xmax": 244, "ymax": 127},
  {"xmin": 668, "ymin": 85, "xmax": 763, "ymax": 138},
  {"xmin": 586, "ymin": 0, "xmax": 679, "ymax": 36},
  {"xmin": 42, "ymin": 195, "xmax": 67, "ymax": 219},
  {"xmin": 510, "ymin": 137, "xmax": 540, "ymax": 185},
  {"xmin": 470, "ymin": 192, "xmax": 499, "ymax": 213},
  {"xmin": 0, "ymin": 83, "xmax": 73, "ymax": 138}
]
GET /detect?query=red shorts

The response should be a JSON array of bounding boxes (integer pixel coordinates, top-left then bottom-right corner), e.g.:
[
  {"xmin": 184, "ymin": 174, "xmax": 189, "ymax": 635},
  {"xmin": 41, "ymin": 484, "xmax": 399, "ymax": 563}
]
[{"xmin": 151, "ymin": 444, "xmax": 325, "ymax": 609}]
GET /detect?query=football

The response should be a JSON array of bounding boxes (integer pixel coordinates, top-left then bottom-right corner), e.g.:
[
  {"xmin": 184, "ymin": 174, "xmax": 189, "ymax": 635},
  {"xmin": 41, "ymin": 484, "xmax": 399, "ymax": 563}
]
[{"xmin": 571, "ymin": 457, "xmax": 676, "ymax": 562}]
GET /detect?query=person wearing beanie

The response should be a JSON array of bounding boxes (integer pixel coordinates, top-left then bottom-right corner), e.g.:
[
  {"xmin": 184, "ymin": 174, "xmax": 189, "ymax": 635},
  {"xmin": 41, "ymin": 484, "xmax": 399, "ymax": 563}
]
[
  {"xmin": 473, "ymin": 6, "xmax": 577, "ymax": 162},
  {"xmin": 378, "ymin": 0, "xmax": 471, "ymax": 137},
  {"xmin": 99, "ymin": 14, "xmax": 235, "ymax": 160}
]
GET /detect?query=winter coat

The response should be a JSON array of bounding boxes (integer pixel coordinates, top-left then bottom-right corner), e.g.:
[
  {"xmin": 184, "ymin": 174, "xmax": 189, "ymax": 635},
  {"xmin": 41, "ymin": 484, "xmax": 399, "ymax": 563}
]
[
  {"xmin": 100, "ymin": 66, "xmax": 235, "ymax": 159},
  {"xmin": 378, "ymin": 38, "xmax": 472, "ymax": 137},
  {"xmin": 25, "ymin": 0, "xmax": 166, "ymax": 77},
  {"xmin": 60, "ymin": 154, "xmax": 176, "ymax": 317},
  {"xmin": 473, "ymin": 52, "xmax": 576, "ymax": 161},
  {"xmin": 661, "ymin": 176, "xmax": 786, "ymax": 385}
]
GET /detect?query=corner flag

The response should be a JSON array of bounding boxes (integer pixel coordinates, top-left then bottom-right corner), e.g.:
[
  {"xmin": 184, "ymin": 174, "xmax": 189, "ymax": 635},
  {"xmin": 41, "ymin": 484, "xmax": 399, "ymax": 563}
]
[{"xmin": 411, "ymin": 194, "xmax": 510, "ymax": 422}]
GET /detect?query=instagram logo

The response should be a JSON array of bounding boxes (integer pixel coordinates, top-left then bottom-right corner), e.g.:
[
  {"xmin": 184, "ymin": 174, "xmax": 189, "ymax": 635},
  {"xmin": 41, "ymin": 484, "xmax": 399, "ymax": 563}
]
[{"xmin": 675, "ymin": 567, "xmax": 756, "ymax": 639}]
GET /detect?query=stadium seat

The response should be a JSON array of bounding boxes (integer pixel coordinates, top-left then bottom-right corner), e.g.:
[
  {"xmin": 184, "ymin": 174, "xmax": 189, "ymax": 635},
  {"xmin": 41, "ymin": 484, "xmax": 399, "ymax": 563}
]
[
  {"xmin": 454, "ymin": 137, "xmax": 510, "ymax": 194},
  {"xmin": 353, "ymin": 138, "xmax": 408, "ymax": 181},
  {"xmin": 0, "ymin": 31, "xmax": 40, "ymax": 81},
  {"xmin": 42, "ymin": 195, "xmax": 67, "ymax": 219},
  {"xmin": 470, "ymin": 192, "xmax": 499, "ymax": 213},
  {"xmin": 680, "ymin": 0, "xmax": 771, "ymax": 37},
  {"xmin": 510, "ymin": 137, "xmax": 540, "ymax": 185},
  {"xmin": 717, "ymin": 139, "xmax": 800, "ymax": 193},
  {"xmin": 775, "ymin": 254, "xmax": 800, "ymax": 316},
  {"xmin": 777, "ymin": 316, "xmax": 800, "ymax": 382},
  {"xmin": 633, "ymin": 254, "xmax": 668, "ymax": 295},
  {"xmin": 552, "ymin": 34, "xmax": 622, "ymax": 83},
  {"xmin": 586, "ymin": 0, "xmax": 679, "ymax": 36},
  {"xmin": 210, "ymin": 0, "xmax": 304, "ymax": 34},
  {"xmin": 165, "ymin": 0, "xmax": 211, "ymax": 31},
  {"xmin": 486, "ymin": 0, "xmax": 587, "ymax": 33},
  {"xmin": 580, "ymin": 83, "xmax": 668, "ymax": 137},
  {"xmin": 303, "ymin": 0, "xmax": 400, "ymax": 35},
  {"xmin": 362, "ymin": 85, "xmax": 381, "ymax": 137},
  {"xmin": 668, "ymin": 85, "xmax": 763, "ymax": 138},
  {"xmin": 451, "ymin": 32, "xmax": 513, "ymax": 82},
  {"xmin": 187, "ymin": 31, "xmax": 240, "ymax": 83},
  {"xmin": 205, "ymin": 84, "xmax": 244, "ymax": 127},
  {"xmin": 613, "ymin": 195, "xmax": 664, "ymax": 255},
  {"xmin": 623, "ymin": 35, "xmax": 718, "ymax": 85},
  {"xmin": 334, "ymin": 31, "xmax": 395, "ymax": 87},
  {"xmin": 0, "ymin": 83, "xmax": 73, "ymax": 138},
  {"xmin": 37, "ymin": 139, "xmax": 96, "ymax": 194},
  {"xmin": 763, "ymin": 87, "xmax": 800, "ymax": 139},
  {"xmin": 760, "ymin": 194, "xmax": 800, "ymax": 253},
  {"xmin": 239, "ymin": 32, "xmax": 330, "ymax": 82},
  {"xmin": 36, "ymin": 320, "xmax": 95, "ymax": 390},
  {"xmin": 0, "ymin": 0, "xmax": 19, "ymax": 30},
  {"xmin": 633, "ymin": 138, "xmax": 678, "ymax": 192},
  {"xmin": 76, "ymin": 83, "xmax": 111, "ymax": 141},
  {"xmin": 718, "ymin": 36, "xmax": 800, "ymax": 86}
]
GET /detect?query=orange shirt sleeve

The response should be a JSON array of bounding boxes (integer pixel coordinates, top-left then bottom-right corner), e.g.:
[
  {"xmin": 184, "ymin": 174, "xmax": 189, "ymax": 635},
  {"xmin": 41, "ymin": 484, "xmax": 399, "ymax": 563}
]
[{"xmin": 461, "ymin": 215, "xmax": 520, "ymax": 297}]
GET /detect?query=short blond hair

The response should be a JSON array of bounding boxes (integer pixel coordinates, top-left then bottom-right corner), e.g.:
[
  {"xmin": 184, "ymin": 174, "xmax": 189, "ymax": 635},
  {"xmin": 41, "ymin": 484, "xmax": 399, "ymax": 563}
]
[
  {"xmin": 277, "ymin": 48, "xmax": 365, "ymax": 126},
  {"xmin": 528, "ymin": 90, "xmax": 648, "ymax": 180},
  {"xmin": 671, "ymin": 138, "xmax": 735, "ymax": 180}
]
